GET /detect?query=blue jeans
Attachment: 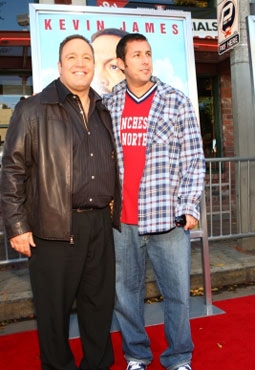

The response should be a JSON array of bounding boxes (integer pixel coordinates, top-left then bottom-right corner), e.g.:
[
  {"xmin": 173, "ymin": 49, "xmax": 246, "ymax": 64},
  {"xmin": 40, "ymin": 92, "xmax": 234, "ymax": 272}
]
[{"xmin": 113, "ymin": 224, "xmax": 194, "ymax": 370}]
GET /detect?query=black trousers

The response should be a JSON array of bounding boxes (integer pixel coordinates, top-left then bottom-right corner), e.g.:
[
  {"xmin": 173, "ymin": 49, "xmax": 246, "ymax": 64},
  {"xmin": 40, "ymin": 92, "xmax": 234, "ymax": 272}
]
[{"xmin": 29, "ymin": 207, "xmax": 115, "ymax": 370}]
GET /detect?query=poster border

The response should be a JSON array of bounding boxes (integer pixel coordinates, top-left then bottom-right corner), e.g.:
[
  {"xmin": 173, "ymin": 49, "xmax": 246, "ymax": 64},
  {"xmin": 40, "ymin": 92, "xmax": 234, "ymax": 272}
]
[{"xmin": 248, "ymin": 15, "xmax": 255, "ymax": 101}]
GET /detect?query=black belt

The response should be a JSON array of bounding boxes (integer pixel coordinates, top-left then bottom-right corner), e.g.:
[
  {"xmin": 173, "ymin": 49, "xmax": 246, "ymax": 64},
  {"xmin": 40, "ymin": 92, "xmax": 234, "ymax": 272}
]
[
  {"xmin": 72, "ymin": 207, "xmax": 95, "ymax": 213},
  {"xmin": 72, "ymin": 206, "xmax": 109, "ymax": 213}
]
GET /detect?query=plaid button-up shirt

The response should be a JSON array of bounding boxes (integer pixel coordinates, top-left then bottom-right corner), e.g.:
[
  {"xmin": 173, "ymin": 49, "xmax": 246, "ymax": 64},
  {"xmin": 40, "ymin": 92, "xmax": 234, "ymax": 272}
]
[{"xmin": 103, "ymin": 76, "xmax": 205, "ymax": 235}]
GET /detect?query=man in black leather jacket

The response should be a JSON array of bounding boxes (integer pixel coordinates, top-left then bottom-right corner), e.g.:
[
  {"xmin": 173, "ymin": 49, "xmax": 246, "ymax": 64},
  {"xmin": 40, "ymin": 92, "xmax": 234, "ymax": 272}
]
[{"xmin": 1, "ymin": 34, "xmax": 120, "ymax": 370}]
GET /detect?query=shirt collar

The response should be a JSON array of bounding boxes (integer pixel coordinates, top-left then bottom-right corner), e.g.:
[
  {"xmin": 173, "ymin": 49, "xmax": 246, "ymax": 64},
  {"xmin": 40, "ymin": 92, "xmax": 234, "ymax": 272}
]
[{"xmin": 56, "ymin": 78, "xmax": 101, "ymax": 105}]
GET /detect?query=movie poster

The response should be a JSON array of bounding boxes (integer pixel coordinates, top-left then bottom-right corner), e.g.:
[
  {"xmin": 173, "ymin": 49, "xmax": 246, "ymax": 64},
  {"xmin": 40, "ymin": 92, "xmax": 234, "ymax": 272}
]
[{"xmin": 29, "ymin": 4, "xmax": 198, "ymax": 111}]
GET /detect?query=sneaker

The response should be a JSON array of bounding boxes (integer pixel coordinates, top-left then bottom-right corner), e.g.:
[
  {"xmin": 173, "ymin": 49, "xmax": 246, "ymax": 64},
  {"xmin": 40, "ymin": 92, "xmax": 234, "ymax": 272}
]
[
  {"xmin": 174, "ymin": 364, "xmax": 192, "ymax": 370},
  {"xmin": 126, "ymin": 361, "xmax": 147, "ymax": 370}
]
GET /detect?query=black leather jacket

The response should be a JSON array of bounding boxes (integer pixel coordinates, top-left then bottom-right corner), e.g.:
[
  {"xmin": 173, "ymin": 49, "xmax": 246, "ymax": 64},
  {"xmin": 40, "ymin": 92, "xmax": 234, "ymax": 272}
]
[{"xmin": 1, "ymin": 80, "xmax": 121, "ymax": 241}]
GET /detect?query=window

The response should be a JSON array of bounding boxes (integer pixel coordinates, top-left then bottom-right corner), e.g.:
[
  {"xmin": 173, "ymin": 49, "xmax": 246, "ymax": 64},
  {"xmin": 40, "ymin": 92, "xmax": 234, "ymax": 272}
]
[
  {"xmin": 197, "ymin": 76, "xmax": 221, "ymax": 159},
  {"xmin": 173, "ymin": 1, "xmax": 211, "ymax": 7},
  {"xmin": 0, "ymin": 74, "xmax": 32, "ymax": 142}
]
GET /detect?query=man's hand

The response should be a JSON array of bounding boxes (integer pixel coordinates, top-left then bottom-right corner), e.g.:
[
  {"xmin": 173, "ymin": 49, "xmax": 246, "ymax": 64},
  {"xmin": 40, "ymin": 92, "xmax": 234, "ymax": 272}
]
[
  {"xmin": 10, "ymin": 232, "xmax": 36, "ymax": 257},
  {"xmin": 184, "ymin": 214, "xmax": 199, "ymax": 231}
]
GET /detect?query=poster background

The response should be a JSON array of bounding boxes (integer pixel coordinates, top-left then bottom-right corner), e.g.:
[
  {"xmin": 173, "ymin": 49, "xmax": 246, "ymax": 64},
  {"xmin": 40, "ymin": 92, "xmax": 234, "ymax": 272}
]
[{"xmin": 29, "ymin": 4, "xmax": 198, "ymax": 112}]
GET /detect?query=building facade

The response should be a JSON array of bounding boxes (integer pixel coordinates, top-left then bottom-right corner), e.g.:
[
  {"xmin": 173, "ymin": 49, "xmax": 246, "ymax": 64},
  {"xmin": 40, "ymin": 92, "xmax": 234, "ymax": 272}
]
[{"xmin": 0, "ymin": 0, "xmax": 233, "ymax": 159}]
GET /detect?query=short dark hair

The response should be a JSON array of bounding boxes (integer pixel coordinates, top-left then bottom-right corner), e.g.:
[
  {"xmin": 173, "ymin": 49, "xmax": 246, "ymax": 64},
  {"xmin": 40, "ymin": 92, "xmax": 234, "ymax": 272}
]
[
  {"xmin": 116, "ymin": 33, "xmax": 148, "ymax": 61},
  {"xmin": 59, "ymin": 34, "xmax": 94, "ymax": 62},
  {"xmin": 91, "ymin": 28, "xmax": 129, "ymax": 42}
]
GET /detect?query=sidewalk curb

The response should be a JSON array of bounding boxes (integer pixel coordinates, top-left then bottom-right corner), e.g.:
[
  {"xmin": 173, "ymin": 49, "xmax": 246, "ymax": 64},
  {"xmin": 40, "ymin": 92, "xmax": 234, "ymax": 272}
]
[{"xmin": 1, "ymin": 241, "xmax": 255, "ymax": 322}]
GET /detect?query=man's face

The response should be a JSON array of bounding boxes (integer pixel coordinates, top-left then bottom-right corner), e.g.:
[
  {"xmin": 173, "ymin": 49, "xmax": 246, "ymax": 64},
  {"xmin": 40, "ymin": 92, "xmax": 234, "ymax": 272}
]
[
  {"xmin": 118, "ymin": 40, "xmax": 153, "ymax": 87},
  {"xmin": 58, "ymin": 38, "xmax": 95, "ymax": 95},
  {"xmin": 92, "ymin": 34, "xmax": 124, "ymax": 95}
]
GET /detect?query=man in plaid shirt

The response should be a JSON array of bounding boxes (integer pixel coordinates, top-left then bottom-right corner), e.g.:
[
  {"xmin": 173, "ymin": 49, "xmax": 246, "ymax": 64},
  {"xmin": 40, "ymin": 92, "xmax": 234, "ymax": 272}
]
[{"xmin": 103, "ymin": 33, "xmax": 205, "ymax": 370}]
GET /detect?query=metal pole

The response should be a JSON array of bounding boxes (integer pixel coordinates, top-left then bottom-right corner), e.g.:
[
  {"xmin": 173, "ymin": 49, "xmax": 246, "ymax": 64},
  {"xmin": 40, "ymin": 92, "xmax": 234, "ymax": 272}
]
[
  {"xmin": 230, "ymin": 0, "xmax": 255, "ymax": 156},
  {"xmin": 229, "ymin": 0, "xmax": 255, "ymax": 248}
]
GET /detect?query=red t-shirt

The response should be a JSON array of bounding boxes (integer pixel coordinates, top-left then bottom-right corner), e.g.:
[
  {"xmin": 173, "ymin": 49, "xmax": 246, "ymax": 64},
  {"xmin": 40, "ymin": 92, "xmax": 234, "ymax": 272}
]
[{"xmin": 120, "ymin": 85, "xmax": 156, "ymax": 224}]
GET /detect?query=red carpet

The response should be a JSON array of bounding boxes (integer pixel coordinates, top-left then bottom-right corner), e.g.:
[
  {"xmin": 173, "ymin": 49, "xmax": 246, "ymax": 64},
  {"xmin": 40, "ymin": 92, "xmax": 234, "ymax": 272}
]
[{"xmin": 1, "ymin": 295, "xmax": 255, "ymax": 370}]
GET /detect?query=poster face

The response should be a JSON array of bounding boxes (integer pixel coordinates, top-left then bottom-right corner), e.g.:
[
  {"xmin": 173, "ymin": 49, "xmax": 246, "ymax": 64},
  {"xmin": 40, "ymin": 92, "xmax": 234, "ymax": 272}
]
[{"xmin": 29, "ymin": 4, "xmax": 198, "ymax": 111}]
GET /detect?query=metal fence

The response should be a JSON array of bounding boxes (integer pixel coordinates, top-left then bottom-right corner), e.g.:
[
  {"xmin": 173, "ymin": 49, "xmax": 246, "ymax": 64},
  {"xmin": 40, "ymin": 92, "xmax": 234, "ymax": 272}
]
[
  {"xmin": 205, "ymin": 156, "xmax": 255, "ymax": 240},
  {"xmin": 1, "ymin": 156, "xmax": 255, "ymax": 266},
  {"xmin": 191, "ymin": 156, "xmax": 255, "ymax": 312}
]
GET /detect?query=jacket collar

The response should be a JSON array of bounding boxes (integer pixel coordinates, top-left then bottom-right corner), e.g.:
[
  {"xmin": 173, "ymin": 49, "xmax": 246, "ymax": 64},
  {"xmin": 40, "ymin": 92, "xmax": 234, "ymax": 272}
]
[{"xmin": 40, "ymin": 78, "xmax": 106, "ymax": 111}]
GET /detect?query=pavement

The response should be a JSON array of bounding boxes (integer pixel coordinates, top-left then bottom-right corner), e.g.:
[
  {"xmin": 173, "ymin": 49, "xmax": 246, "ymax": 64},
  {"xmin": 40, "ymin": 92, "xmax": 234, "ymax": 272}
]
[{"xmin": 0, "ymin": 238, "xmax": 255, "ymax": 323}]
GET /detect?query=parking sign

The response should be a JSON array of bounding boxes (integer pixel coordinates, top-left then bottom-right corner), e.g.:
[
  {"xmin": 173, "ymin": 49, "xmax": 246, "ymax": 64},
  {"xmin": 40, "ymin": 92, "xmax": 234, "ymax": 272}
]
[{"xmin": 217, "ymin": 0, "xmax": 239, "ymax": 55}]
